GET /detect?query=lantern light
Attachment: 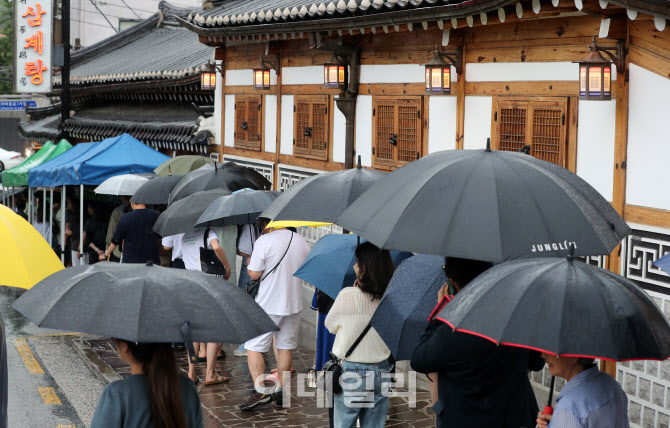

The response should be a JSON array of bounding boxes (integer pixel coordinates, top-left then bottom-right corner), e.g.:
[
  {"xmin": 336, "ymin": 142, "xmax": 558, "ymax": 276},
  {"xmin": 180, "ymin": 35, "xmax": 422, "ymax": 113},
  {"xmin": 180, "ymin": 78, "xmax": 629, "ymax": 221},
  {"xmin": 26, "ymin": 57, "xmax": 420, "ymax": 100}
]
[
  {"xmin": 252, "ymin": 55, "xmax": 279, "ymax": 90},
  {"xmin": 425, "ymin": 45, "xmax": 462, "ymax": 96},
  {"xmin": 200, "ymin": 71, "xmax": 216, "ymax": 90},
  {"xmin": 323, "ymin": 53, "xmax": 348, "ymax": 90},
  {"xmin": 574, "ymin": 36, "xmax": 624, "ymax": 101}
]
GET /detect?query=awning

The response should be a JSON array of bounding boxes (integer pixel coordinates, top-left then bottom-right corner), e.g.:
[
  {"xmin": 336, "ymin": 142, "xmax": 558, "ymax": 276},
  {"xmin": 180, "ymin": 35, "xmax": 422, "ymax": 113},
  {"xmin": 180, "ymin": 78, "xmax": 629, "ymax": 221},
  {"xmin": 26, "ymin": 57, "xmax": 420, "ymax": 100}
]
[
  {"xmin": 28, "ymin": 134, "xmax": 170, "ymax": 187},
  {"xmin": 2, "ymin": 139, "xmax": 72, "ymax": 187}
]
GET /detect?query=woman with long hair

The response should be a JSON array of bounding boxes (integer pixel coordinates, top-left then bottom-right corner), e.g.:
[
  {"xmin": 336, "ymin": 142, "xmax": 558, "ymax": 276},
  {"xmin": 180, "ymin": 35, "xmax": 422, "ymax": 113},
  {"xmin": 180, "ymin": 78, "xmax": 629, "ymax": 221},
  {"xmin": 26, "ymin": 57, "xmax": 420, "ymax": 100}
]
[
  {"xmin": 90, "ymin": 341, "xmax": 203, "ymax": 428},
  {"xmin": 325, "ymin": 242, "xmax": 395, "ymax": 428}
]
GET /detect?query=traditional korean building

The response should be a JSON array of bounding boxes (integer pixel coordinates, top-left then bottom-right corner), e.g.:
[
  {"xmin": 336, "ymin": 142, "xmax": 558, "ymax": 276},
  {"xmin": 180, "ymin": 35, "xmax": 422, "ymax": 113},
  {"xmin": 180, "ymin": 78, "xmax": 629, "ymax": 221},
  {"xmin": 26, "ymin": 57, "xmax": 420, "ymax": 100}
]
[
  {"xmin": 180, "ymin": 0, "xmax": 670, "ymax": 424},
  {"xmin": 19, "ymin": 1, "xmax": 218, "ymax": 156}
]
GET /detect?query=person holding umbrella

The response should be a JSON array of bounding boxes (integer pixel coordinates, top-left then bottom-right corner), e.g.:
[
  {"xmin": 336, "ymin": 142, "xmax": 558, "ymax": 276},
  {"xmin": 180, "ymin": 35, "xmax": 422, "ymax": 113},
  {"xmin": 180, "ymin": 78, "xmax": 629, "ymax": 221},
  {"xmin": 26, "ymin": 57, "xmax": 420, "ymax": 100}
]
[
  {"xmin": 410, "ymin": 257, "xmax": 544, "ymax": 428},
  {"xmin": 535, "ymin": 355, "xmax": 628, "ymax": 427},
  {"xmin": 325, "ymin": 242, "xmax": 396, "ymax": 428},
  {"xmin": 90, "ymin": 340, "xmax": 203, "ymax": 428}
]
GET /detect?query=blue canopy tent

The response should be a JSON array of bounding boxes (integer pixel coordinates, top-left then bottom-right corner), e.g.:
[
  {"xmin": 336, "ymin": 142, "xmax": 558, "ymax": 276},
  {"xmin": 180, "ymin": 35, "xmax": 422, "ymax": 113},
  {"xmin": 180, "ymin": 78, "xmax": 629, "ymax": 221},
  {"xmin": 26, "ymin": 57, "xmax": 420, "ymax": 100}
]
[{"xmin": 28, "ymin": 134, "xmax": 169, "ymax": 264}]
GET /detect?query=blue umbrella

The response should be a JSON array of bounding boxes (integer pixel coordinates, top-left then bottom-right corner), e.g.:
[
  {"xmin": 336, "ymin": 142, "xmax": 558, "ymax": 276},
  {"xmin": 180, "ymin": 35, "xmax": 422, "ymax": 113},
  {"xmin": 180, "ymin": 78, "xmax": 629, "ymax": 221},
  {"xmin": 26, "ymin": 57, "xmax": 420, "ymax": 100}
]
[
  {"xmin": 654, "ymin": 253, "xmax": 670, "ymax": 275},
  {"xmin": 294, "ymin": 234, "xmax": 412, "ymax": 300},
  {"xmin": 369, "ymin": 254, "xmax": 448, "ymax": 361}
]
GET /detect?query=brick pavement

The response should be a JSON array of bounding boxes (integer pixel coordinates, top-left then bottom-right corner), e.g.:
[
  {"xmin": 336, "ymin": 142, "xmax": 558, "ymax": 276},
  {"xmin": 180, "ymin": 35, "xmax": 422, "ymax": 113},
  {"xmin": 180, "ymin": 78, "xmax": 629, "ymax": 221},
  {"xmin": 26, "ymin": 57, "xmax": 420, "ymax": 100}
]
[{"xmin": 85, "ymin": 339, "xmax": 435, "ymax": 427}]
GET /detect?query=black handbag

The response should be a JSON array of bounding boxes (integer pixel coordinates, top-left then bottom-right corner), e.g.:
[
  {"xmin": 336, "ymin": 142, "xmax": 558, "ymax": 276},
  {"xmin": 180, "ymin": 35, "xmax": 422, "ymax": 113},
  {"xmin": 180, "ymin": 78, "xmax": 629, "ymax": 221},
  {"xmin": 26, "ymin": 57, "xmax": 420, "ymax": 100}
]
[
  {"xmin": 199, "ymin": 228, "xmax": 227, "ymax": 276},
  {"xmin": 317, "ymin": 325, "xmax": 371, "ymax": 394},
  {"xmin": 246, "ymin": 232, "xmax": 293, "ymax": 298}
]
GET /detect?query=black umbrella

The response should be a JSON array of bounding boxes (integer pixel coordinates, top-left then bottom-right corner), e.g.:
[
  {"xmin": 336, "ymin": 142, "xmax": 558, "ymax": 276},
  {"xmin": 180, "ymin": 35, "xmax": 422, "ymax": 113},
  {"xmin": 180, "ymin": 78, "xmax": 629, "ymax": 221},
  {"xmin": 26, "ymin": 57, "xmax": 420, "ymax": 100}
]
[
  {"xmin": 130, "ymin": 174, "xmax": 183, "ymax": 205},
  {"xmin": 154, "ymin": 189, "xmax": 230, "ymax": 237},
  {"xmin": 261, "ymin": 156, "xmax": 386, "ymax": 224},
  {"xmin": 12, "ymin": 262, "xmax": 278, "ymax": 359},
  {"xmin": 194, "ymin": 189, "xmax": 280, "ymax": 229},
  {"xmin": 435, "ymin": 257, "xmax": 670, "ymax": 361},
  {"xmin": 370, "ymin": 254, "xmax": 447, "ymax": 360},
  {"xmin": 336, "ymin": 145, "xmax": 631, "ymax": 262},
  {"xmin": 168, "ymin": 163, "xmax": 271, "ymax": 205}
]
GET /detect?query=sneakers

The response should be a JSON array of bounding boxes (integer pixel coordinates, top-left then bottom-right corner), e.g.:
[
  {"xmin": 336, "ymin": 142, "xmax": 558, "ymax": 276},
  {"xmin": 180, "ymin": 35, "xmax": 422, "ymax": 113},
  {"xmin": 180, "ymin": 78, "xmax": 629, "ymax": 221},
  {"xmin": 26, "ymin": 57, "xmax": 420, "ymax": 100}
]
[
  {"xmin": 239, "ymin": 392, "xmax": 273, "ymax": 411},
  {"xmin": 233, "ymin": 349, "xmax": 247, "ymax": 357},
  {"xmin": 272, "ymin": 390, "xmax": 283, "ymax": 407}
]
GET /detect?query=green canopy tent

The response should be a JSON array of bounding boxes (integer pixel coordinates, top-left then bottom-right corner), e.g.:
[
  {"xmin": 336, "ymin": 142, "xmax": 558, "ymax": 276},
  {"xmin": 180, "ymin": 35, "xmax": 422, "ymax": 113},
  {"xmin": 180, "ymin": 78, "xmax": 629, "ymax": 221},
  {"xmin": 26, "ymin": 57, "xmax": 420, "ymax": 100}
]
[{"xmin": 2, "ymin": 140, "xmax": 72, "ymax": 187}]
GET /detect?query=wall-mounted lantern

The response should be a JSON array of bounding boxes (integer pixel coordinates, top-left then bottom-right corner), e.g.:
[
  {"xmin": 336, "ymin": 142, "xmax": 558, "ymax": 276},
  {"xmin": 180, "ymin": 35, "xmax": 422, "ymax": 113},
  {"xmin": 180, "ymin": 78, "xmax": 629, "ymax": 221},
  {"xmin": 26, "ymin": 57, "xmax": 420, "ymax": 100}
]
[
  {"xmin": 252, "ymin": 55, "xmax": 279, "ymax": 90},
  {"xmin": 324, "ymin": 53, "xmax": 348, "ymax": 90},
  {"xmin": 575, "ymin": 36, "xmax": 624, "ymax": 101},
  {"xmin": 200, "ymin": 71, "xmax": 216, "ymax": 90},
  {"xmin": 425, "ymin": 45, "xmax": 462, "ymax": 95}
]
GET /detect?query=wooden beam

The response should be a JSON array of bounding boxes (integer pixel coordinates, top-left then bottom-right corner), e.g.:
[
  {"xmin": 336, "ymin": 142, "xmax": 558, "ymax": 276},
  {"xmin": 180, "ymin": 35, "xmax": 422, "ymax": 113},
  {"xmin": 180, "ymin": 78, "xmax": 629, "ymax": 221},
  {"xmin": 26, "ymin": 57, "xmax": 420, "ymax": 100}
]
[
  {"xmin": 465, "ymin": 81, "xmax": 612, "ymax": 97},
  {"xmin": 455, "ymin": 43, "xmax": 466, "ymax": 150},
  {"xmin": 222, "ymin": 146, "xmax": 277, "ymax": 162},
  {"xmin": 277, "ymin": 154, "xmax": 344, "ymax": 172},
  {"xmin": 224, "ymin": 86, "xmax": 278, "ymax": 95},
  {"xmin": 566, "ymin": 97, "xmax": 578, "ymax": 173},
  {"xmin": 624, "ymin": 205, "xmax": 670, "ymax": 229},
  {"xmin": 217, "ymin": 47, "xmax": 226, "ymax": 162},
  {"xmin": 628, "ymin": 45, "xmax": 670, "ymax": 80}
]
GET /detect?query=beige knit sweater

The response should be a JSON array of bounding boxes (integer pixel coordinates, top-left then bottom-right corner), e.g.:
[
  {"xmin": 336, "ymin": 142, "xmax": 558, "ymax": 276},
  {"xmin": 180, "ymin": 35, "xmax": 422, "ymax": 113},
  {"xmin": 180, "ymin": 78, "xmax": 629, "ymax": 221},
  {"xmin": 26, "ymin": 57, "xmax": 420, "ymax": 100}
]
[{"xmin": 324, "ymin": 287, "xmax": 391, "ymax": 363}]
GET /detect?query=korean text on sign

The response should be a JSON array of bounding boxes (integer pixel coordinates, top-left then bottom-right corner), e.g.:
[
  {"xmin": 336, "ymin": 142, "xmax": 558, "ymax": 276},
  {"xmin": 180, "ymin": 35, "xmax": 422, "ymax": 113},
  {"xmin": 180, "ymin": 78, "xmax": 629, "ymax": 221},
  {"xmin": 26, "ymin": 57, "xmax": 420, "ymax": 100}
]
[{"xmin": 14, "ymin": 1, "xmax": 53, "ymax": 93}]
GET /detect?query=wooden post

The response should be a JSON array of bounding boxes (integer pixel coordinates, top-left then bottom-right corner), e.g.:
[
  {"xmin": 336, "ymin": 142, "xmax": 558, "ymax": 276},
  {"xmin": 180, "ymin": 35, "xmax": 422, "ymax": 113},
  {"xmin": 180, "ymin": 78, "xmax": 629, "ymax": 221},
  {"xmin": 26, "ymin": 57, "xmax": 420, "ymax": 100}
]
[
  {"xmin": 455, "ymin": 44, "xmax": 466, "ymax": 150},
  {"xmin": 603, "ymin": 20, "xmax": 630, "ymax": 378},
  {"xmin": 216, "ymin": 47, "xmax": 226, "ymax": 162},
  {"xmin": 274, "ymin": 52, "xmax": 282, "ymax": 190}
]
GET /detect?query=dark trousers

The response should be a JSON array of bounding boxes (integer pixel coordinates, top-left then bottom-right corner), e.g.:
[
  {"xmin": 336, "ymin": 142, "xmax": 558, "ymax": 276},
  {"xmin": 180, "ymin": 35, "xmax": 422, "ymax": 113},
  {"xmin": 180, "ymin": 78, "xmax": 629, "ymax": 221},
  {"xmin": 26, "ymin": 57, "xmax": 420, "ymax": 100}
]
[{"xmin": 172, "ymin": 258, "xmax": 185, "ymax": 269}]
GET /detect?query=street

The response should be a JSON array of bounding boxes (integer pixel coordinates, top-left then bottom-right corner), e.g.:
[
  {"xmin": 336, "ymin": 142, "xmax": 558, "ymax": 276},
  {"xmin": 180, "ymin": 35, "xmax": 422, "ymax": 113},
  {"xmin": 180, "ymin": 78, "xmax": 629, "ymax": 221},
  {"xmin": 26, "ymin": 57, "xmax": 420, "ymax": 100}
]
[{"xmin": 1, "ymin": 286, "xmax": 103, "ymax": 427}]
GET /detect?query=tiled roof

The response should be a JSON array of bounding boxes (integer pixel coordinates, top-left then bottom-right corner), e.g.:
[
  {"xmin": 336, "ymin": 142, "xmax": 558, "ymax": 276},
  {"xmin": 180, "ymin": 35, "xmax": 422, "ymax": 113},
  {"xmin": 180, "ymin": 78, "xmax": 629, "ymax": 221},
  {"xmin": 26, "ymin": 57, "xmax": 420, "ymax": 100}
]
[
  {"xmin": 181, "ymin": 0, "xmax": 669, "ymax": 36},
  {"xmin": 19, "ymin": 104, "xmax": 207, "ymax": 153},
  {"xmin": 55, "ymin": 1, "xmax": 213, "ymax": 87}
]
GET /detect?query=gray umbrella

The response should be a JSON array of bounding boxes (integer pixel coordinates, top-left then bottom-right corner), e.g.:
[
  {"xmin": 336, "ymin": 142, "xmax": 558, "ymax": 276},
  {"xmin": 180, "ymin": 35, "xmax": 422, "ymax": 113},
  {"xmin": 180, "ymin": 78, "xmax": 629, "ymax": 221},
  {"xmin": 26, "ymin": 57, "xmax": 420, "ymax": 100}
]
[
  {"xmin": 337, "ymin": 145, "xmax": 631, "ymax": 262},
  {"xmin": 261, "ymin": 156, "xmax": 386, "ymax": 223},
  {"xmin": 131, "ymin": 174, "xmax": 183, "ymax": 205},
  {"xmin": 12, "ymin": 262, "xmax": 278, "ymax": 348},
  {"xmin": 153, "ymin": 189, "xmax": 230, "ymax": 237},
  {"xmin": 194, "ymin": 189, "xmax": 280, "ymax": 229}
]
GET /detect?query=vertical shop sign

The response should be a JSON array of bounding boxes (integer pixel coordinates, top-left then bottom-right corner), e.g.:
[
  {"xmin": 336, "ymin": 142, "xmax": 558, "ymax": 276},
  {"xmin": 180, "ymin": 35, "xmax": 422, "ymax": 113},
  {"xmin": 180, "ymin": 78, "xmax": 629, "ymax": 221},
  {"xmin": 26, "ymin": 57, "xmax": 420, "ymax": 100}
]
[{"xmin": 15, "ymin": 0, "xmax": 52, "ymax": 93}]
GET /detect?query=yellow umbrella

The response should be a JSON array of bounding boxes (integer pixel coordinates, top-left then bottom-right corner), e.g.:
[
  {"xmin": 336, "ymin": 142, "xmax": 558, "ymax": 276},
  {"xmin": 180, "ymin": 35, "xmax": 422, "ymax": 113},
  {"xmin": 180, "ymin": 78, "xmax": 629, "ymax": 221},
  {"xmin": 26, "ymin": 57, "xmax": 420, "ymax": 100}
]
[
  {"xmin": 0, "ymin": 204, "xmax": 64, "ymax": 289},
  {"xmin": 266, "ymin": 220, "xmax": 333, "ymax": 229}
]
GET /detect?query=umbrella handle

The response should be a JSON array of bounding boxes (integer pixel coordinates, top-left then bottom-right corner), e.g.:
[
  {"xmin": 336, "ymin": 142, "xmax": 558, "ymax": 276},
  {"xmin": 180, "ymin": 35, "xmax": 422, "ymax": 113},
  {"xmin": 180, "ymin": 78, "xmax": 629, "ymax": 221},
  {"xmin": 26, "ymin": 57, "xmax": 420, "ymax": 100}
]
[
  {"xmin": 543, "ymin": 375, "xmax": 556, "ymax": 415},
  {"xmin": 181, "ymin": 321, "xmax": 198, "ymax": 364},
  {"xmin": 543, "ymin": 406, "xmax": 554, "ymax": 415}
]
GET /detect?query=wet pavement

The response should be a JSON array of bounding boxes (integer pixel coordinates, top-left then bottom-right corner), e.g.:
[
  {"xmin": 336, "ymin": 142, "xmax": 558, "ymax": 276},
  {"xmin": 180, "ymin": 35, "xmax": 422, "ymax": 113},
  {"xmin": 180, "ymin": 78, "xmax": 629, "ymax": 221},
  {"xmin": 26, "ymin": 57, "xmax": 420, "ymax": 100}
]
[{"xmin": 85, "ymin": 339, "xmax": 436, "ymax": 427}]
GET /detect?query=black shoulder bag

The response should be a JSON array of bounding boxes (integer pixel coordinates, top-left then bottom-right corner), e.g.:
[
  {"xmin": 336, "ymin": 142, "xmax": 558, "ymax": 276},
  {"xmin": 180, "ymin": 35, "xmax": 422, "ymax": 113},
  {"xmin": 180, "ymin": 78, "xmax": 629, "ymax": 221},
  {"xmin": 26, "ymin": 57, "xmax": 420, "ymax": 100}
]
[
  {"xmin": 200, "ymin": 228, "xmax": 227, "ymax": 276},
  {"xmin": 317, "ymin": 324, "xmax": 371, "ymax": 394},
  {"xmin": 246, "ymin": 232, "xmax": 293, "ymax": 299}
]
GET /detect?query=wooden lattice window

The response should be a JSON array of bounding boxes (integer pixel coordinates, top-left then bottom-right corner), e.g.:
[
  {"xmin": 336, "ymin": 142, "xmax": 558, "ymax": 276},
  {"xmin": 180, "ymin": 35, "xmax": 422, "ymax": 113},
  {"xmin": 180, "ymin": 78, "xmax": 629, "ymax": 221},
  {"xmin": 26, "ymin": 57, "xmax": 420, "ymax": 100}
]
[
  {"xmin": 235, "ymin": 95, "xmax": 262, "ymax": 151},
  {"xmin": 294, "ymin": 95, "xmax": 329, "ymax": 161},
  {"xmin": 373, "ymin": 97, "xmax": 422, "ymax": 170},
  {"xmin": 493, "ymin": 98, "xmax": 567, "ymax": 167}
]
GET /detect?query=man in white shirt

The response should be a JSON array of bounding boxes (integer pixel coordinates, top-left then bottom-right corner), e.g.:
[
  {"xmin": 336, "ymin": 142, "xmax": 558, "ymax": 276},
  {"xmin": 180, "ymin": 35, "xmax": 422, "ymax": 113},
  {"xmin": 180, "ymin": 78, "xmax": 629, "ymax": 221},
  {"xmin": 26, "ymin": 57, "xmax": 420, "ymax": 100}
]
[
  {"xmin": 240, "ymin": 219, "xmax": 309, "ymax": 411},
  {"xmin": 162, "ymin": 233, "xmax": 185, "ymax": 269},
  {"xmin": 180, "ymin": 228, "xmax": 232, "ymax": 388}
]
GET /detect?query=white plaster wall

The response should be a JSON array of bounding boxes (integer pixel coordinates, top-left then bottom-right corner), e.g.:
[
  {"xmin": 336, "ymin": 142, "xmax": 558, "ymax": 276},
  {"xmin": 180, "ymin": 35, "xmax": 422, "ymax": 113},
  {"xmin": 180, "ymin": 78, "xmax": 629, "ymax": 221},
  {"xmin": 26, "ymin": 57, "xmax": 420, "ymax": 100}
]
[
  {"xmin": 626, "ymin": 64, "xmax": 670, "ymax": 210},
  {"xmin": 466, "ymin": 62, "xmax": 616, "ymax": 82},
  {"xmin": 360, "ymin": 64, "xmax": 457, "ymax": 84},
  {"xmin": 264, "ymin": 95, "xmax": 277, "ymax": 153},
  {"xmin": 428, "ymin": 97, "xmax": 458, "ymax": 153},
  {"xmin": 282, "ymin": 66, "xmax": 323, "ymax": 85},
  {"xmin": 225, "ymin": 69, "xmax": 277, "ymax": 86},
  {"xmin": 214, "ymin": 61, "xmax": 223, "ymax": 146},
  {"xmin": 333, "ymin": 98, "xmax": 346, "ymax": 164},
  {"xmin": 576, "ymin": 100, "xmax": 616, "ymax": 202},
  {"xmin": 463, "ymin": 96, "xmax": 493, "ymax": 150},
  {"xmin": 355, "ymin": 96, "xmax": 373, "ymax": 167},
  {"xmin": 280, "ymin": 95, "xmax": 295, "ymax": 155},
  {"xmin": 224, "ymin": 95, "xmax": 235, "ymax": 147}
]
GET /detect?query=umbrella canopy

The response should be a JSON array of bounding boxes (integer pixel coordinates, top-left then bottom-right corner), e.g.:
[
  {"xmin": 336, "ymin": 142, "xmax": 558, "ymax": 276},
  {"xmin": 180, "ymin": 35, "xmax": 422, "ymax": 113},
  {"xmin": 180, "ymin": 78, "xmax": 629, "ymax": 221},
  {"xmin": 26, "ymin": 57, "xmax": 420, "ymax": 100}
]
[
  {"xmin": 153, "ymin": 189, "xmax": 231, "ymax": 237},
  {"xmin": 130, "ymin": 174, "xmax": 183, "ymax": 205},
  {"xmin": 370, "ymin": 255, "xmax": 447, "ymax": 361},
  {"xmin": 261, "ymin": 158, "xmax": 386, "ymax": 228},
  {"xmin": 154, "ymin": 155, "xmax": 215, "ymax": 176},
  {"xmin": 169, "ymin": 162, "xmax": 272, "ymax": 205},
  {"xmin": 0, "ymin": 205, "xmax": 64, "ymax": 289},
  {"xmin": 294, "ymin": 234, "xmax": 412, "ymax": 300},
  {"xmin": 337, "ymin": 148, "xmax": 631, "ymax": 262},
  {"xmin": 12, "ymin": 262, "xmax": 278, "ymax": 344},
  {"xmin": 653, "ymin": 253, "xmax": 670, "ymax": 275},
  {"xmin": 94, "ymin": 173, "xmax": 151, "ymax": 196},
  {"xmin": 435, "ymin": 257, "xmax": 670, "ymax": 361},
  {"xmin": 194, "ymin": 189, "xmax": 280, "ymax": 228}
]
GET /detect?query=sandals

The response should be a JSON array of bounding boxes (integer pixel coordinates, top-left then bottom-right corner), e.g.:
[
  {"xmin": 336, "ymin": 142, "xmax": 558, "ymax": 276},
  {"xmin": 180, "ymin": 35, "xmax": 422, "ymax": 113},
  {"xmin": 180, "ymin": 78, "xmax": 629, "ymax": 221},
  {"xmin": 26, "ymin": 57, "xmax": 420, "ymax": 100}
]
[
  {"xmin": 271, "ymin": 367, "xmax": 296, "ymax": 374},
  {"xmin": 204, "ymin": 373, "xmax": 230, "ymax": 386}
]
